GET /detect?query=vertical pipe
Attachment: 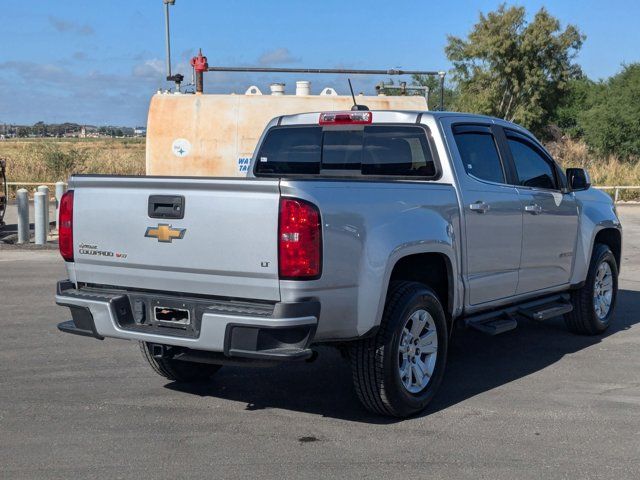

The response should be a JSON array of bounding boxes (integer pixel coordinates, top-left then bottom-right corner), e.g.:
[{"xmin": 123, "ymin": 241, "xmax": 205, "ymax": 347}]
[
  {"xmin": 164, "ymin": 1, "xmax": 172, "ymax": 79},
  {"xmin": 37, "ymin": 185, "xmax": 50, "ymax": 235},
  {"xmin": 615, "ymin": 188, "xmax": 620, "ymax": 203},
  {"xmin": 439, "ymin": 72, "xmax": 446, "ymax": 111},
  {"xmin": 34, "ymin": 192, "xmax": 46, "ymax": 245},
  {"xmin": 55, "ymin": 181, "xmax": 66, "ymax": 231},
  {"xmin": 195, "ymin": 70, "xmax": 203, "ymax": 94},
  {"xmin": 16, "ymin": 188, "xmax": 29, "ymax": 244}
]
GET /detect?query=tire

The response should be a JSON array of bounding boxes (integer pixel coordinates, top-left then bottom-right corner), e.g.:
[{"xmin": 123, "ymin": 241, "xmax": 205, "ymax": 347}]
[
  {"xmin": 349, "ymin": 281, "xmax": 448, "ymax": 417},
  {"xmin": 139, "ymin": 342, "xmax": 221, "ymax": 382},
  {"xmin": 565, "ymin": 243, "xmax": 618, "ymax": 335},
  {"xmin": 0, "ymin": 233, "xmax": 18, "ymax": 244}
]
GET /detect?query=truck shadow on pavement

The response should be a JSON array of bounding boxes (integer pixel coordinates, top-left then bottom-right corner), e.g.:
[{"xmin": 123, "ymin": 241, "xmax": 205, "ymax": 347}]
[{"xmin": 167, "ymin": 288, "xmax": 639, "ymax": 424}]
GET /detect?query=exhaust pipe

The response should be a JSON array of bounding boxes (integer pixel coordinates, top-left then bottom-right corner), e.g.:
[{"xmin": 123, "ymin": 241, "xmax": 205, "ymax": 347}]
[{"xmin": 305, "ymin": 349, "xmax": 319, "ymax": 363}]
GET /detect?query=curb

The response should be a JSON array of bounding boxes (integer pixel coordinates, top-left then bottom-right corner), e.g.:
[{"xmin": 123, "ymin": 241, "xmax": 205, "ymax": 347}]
[{"xmin": 0, "ymin": 242, "xmax": 59, "ymax": 251}]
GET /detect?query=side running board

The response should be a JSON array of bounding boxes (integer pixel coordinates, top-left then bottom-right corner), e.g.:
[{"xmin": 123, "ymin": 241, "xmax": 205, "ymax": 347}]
[
  {"xmin": 518, "ymin": 301, "xmax": 573, "ymax": 321},
  {"xmin": 466, "ymin": 314, "xmax": 518, "ymax": 335},
  {"xmin": 465, "ymin": 294, "xmax": 573, "ymax": 336}
]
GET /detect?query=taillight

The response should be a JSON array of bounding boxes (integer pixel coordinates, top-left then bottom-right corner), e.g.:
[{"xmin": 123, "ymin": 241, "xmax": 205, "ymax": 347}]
[
  {"xmin": 319, "ymin": 111, "xmax": 372, "ymax": 125},
  {"xmin": 59, "ymin": 190, "xmax": 74, "ymax": 262},
  {"xmin": 278, "ymin": 198, "xmax": 321, "ymax": 279}
]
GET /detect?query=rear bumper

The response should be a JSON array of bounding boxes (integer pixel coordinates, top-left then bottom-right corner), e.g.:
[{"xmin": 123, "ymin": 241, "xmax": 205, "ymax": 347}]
[{"xmin": 56, "ymin": 280, "xmax": 319, "ymax": 361}]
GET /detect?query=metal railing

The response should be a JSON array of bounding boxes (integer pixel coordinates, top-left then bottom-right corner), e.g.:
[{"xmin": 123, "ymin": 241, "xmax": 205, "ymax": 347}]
[{"xmin": 593, "ymin": 186, "xmax": 640, "ymax": 203}]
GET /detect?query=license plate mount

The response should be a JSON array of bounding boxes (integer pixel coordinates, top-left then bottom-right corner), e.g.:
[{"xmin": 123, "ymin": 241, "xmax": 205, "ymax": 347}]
[{"xmin": 153, "ymin": 305, "xmax": 191, "ymax": 327}]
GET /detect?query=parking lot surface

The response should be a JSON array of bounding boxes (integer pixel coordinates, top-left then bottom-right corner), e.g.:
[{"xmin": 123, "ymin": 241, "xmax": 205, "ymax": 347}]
[{"xmin": 1, "ymin": 207, "xmax": 639, "ymax": 479}]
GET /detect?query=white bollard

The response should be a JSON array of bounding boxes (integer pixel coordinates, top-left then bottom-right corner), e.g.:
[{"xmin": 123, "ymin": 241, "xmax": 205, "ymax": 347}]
[
  {"xmin": 55, "ymin": 181, "xmax": 66, "ymax": 231},
  {"xmin": 37, "ymin": 185, "xmax": 50, "ymax": 236},
  {"xmin": 34, "ymin": 192, "xmax": 46, "ymax": 245},
  {"xmin": 16, "ymin": 188, "xmax": 30, "ymax": 244}
]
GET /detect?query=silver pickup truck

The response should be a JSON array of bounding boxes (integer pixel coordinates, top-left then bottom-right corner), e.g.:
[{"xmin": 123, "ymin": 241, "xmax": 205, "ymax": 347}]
[{"xmin": 56, "ymin": 110, "xmax": 622, "ymax": 417}]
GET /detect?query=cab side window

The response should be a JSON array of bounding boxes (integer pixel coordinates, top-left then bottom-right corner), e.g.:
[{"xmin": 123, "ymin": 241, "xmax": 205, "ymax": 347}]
[
  {"xmin": 453, "ymin": 125, "xmax": 505, "ymax": 184},
  {"xmin": 506, "ymin": 134, "xmax": 558, "ymax": 190}
]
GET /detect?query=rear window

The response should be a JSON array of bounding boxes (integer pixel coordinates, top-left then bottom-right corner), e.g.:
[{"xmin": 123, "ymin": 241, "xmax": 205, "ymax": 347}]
[
  {"xmin": 322, "ymin": 130, "xmax": 363, "ymax": 171},
  {"xmin": 255, "ymin": 126, "xmax": 321, "ymax": 175},
  {"xmin": 255, "ymin": 125, "xmax": 437, "ymax": 177}
]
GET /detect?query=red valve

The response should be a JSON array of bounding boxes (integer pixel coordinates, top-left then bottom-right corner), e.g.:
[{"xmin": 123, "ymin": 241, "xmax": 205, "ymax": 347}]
[{"xmin": 190, "ymin": 48, "xmax": 208, "ymax": 72}]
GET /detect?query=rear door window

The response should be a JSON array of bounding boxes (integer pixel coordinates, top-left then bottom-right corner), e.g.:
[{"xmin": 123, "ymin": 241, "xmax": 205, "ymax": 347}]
[
  {"xmin": 255, "ymin": 125, "xmax": 437, "ymax": 178},
  {"xmin": 453, "ymin": 125, "xmax": 505, "ymax": 184}
]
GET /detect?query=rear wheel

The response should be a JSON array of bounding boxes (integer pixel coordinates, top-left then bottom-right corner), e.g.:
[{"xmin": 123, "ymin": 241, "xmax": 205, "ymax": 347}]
[
  {"xmin": 349, "ymin": 282, "xmax": 448, "ymax": 417},
  {"xmin": 565, "ymin": 243, "xmax": 618, "ymax": 335},
  {"xmin": 0, "ymin": 233, "xmax": 18, "ymax": 244},
  {"xmin": 139, "ymin": 342, "xmax": 221, "ymax": 382}
]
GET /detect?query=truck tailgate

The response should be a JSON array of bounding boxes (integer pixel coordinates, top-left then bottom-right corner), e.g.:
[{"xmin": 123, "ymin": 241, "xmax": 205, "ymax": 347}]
[{"xmin": 70, "ymin": 176, "xmax": 281, "ymax": 301}]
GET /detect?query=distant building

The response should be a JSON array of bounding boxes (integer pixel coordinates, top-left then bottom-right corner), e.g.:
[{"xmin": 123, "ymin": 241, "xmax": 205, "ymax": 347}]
[{"xmin": 134, "ymin": 126, "xmax": 147, "ymax": 137}]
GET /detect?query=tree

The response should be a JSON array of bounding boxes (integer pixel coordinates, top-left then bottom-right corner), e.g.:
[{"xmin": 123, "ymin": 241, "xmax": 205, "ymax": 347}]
[
  {"xmin": 446, "ymin": 4, "xmax": 584, "ymax": 135},
  {"xmin": 578, "ymin": 63, "xmax": 640, "ymax": 160},
  {"xmin": 34, "ymin": 121, "xmax": 47, "ymax": 137},
  {"xmin": 551, "ymin": 76, "xmax": 601, "ymax": 138}
]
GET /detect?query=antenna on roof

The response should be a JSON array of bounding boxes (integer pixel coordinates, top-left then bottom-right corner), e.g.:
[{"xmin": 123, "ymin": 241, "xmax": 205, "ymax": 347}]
[{"xmin": 347, "ymin": 78, "xmax": 369, "ymax": 111}]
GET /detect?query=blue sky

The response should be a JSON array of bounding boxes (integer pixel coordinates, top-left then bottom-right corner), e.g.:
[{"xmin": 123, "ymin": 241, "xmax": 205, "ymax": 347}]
[{"xmin": 1, "ymin": 0, "xmax": 638, "ymax": 126}]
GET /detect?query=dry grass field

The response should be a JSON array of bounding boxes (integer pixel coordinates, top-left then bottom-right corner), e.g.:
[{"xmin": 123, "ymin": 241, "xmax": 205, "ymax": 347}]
[
  {"xmin": 547, "ymin": 138, "xmax": 640, "ymax": 185},
  {"xmin": 0, "ymin": 138, "xmax": 145, "ymax": 194},
  {"xmin": 1, "ymin": 136, "xmax": 639, "ymax": 199}
]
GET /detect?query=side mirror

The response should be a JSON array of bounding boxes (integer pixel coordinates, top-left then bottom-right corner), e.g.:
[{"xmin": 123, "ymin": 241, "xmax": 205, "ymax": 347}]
[{"xmin": 566, "ymin": 168, "xmax": 591, "ymax": 191}]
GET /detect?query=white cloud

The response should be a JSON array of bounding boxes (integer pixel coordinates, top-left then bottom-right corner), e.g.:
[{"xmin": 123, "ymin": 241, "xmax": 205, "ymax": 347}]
[
  {"xmin": 48, "ymin": 16, "xmax": 94, "ymax": 36},
  {"xmin": 72, "ymin": 52, "xmax": 88, "ymax": 61},
  {"xmin": 257, "ymin": 48, "xmax": 301, "ymax": 66},
  {"xmin": 132, "ymin": 59, "xmax": 165, "ymax": 79}
]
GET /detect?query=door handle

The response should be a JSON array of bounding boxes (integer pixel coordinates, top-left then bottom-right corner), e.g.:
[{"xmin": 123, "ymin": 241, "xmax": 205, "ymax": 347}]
[
  {"xmin": 469, "ymin": 201, "xmax": 490, "ymax": 213},
  {"xmin": 524, "ymin": 204, "xmax": 543, "ymax": 215},
  {"xmin": 148, "ymin": 195, "xmax": 185, "ymax": 219}
]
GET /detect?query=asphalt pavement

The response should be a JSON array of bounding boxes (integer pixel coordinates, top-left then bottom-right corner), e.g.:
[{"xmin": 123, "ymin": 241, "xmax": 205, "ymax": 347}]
[{"xmin": 1, "ymin": 207, "xmax": 639, "ymax": 479}]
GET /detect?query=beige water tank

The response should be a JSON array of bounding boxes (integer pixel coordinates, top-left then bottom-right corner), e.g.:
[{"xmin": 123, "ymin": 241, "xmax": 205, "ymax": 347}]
[{"xmin": 146, "ymin": 91, "xmax": 428, "ymax": 177}]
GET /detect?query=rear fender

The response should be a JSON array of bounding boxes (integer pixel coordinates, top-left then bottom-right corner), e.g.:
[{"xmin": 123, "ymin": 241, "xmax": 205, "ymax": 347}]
[{"xmin": 360, "ymin": 214, "xmax": 460, "ymax": 336}]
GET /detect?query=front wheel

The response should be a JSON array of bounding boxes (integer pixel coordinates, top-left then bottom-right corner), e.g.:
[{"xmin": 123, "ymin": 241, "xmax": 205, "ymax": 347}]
[
  {"xmin": 349, "ymin": 282, "xmax": 448, "ymax": 417},
  {"xmin": 565, "ymin": 243, "xmax": 619, "ymax": 335}
]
